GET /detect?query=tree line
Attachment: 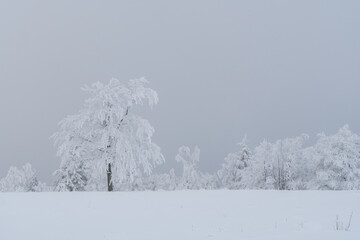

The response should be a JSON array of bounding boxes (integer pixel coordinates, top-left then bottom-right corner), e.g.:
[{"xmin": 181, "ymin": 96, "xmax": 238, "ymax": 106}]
[{"xmin": 1, "ymin": 79, "xmax": 359, "ymax": 192}]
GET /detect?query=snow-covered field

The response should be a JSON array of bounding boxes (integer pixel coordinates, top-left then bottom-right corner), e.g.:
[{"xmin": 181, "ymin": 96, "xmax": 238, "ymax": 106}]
[{"xmin": 0, "ymin": 190, "xmax": 359, "ymax": 240}]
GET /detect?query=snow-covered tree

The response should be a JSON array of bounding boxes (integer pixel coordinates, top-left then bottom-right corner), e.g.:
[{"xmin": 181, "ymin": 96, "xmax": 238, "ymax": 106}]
[
  {"xmin": 176, "ymin": 146, "xmax": 216, "ymax": 190},
  {"xmin": 310, "ymin": 125, "xmax": 360, "ymax": 190},
  {"xmin": 52, "ymin": 119, "xmax": 90, "ymax": 191},
  {"xmin": 144, "ymin": 169, "xmax": 178, "ymax": 191},
  {"xmin": 244, "ymin": 134, "xmax": 308, "ymax": 190},
  {"xmin": 176, "ymin": 146, "xmax": 201, "ymax": 189},
  {"xmin": 0, "ymin": 163, "xmax": 41, "ymax": 192},
  {"xmin": 218, "ymin": 136, "xmax": 251, "ymax": 189},
  {"xmin": 53, "ymin": 78, "xmax": 164, "ymax": 191},
  {"xmin": 85, "ymin": 160, "xmax": 107, "ymax": 191},
  {"xmin": 199, "ymin": 172, "xmax": 219, "ymax": 190},
  {"xmin": 242, "ymin": 140, "xmax": 273, "ymax": 189},
  {"xmin": 53, "ymin": 158, "xmax": 88, "ymax": 192}
]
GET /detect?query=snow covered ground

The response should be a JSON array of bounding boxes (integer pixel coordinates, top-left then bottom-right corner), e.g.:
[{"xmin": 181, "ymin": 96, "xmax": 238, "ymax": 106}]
[{"xmin": 0, "ymin": 190, "xmax": 359, "ymax": 240}]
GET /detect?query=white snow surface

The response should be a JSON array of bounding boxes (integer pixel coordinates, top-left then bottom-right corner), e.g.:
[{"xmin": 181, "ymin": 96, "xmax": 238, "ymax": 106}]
[{"xmin": 0, "ymin": 190, "xmax": 359, "ymax": 240}]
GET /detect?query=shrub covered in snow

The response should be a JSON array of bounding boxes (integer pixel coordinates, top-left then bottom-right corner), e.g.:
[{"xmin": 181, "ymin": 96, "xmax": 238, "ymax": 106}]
[
  {"xmin": 218, "ymin": 136, "xmax": 251, "ymax": 189},
  {"xmin": 0, "ymin": 163, "xmax": 46, "ymax": 192},
  {"xmin": 309, "ymin": 125, "xmax": 360, "ymax": 190}
]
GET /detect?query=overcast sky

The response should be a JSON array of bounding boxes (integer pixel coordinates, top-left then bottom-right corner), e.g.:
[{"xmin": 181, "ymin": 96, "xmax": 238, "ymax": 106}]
[{"xmin": 0, "ymin": 1, "xmax": 359, "ymax": 181}]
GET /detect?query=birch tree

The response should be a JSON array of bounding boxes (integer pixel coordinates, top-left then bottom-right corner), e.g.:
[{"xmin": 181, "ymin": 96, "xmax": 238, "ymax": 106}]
[{"xmin": 53, "ymin": 78, "xmax": 164, "ymax": 191}]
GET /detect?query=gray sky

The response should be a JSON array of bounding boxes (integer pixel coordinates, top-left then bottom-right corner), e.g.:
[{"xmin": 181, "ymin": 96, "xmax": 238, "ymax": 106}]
[{"xmin": 1, "ymin": 1, "xmax": 359, "ymax": 182}]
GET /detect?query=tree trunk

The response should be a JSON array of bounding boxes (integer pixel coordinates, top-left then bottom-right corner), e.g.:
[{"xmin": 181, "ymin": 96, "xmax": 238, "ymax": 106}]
[{"xmin": 107, "ymin": 163, "xmax": 113, "ymax": 192}]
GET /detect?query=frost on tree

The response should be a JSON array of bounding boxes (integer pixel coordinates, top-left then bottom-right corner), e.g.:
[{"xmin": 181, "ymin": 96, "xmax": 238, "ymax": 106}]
[
  {"xmin": 218, "ymin": 136, "xmax": 251, "ymax": 189},
  {"xmin": 176, "ymin": 146, "xmax": 215, "ymax": 190},
  {"xmin": 52, "ymin": 115, "xmax": 90, "ymax": 191},
  {"xmin": 53, "ymin": 78, "xmax": 164, "ymax": 191},
  {"xmin": 53, "ymin": 158, "xmax": 88, "ymax": 192},
  {"xmin": 0, "ymin": 163, "xmax": 41, "ymax": 192},
  {"xmin": 311, "ymin": 125, "xmax": 360, "ymax": 190},
  {"xmin": 176, "ymin": 146, "xmax": 201, "ymax": 189},
  {"xmin": 144, "ymin": 169, "xmax": 178, "ymax": 191},
  {"xmin": 245, "ymin": 134, "xmax": 308, "ymax": 190}
]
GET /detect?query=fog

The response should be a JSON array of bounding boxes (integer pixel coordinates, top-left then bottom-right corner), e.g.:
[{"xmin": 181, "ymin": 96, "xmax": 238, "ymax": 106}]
[{"xmin": 0, "ymin": 1, "xmax": 359, "ymax": 181}]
